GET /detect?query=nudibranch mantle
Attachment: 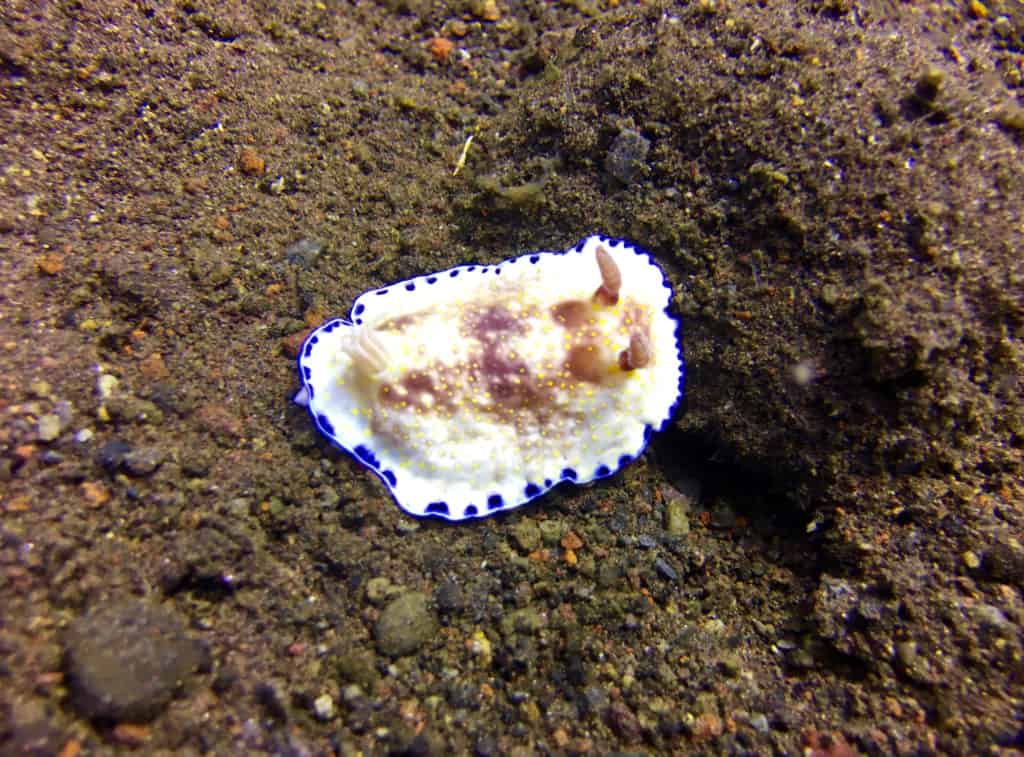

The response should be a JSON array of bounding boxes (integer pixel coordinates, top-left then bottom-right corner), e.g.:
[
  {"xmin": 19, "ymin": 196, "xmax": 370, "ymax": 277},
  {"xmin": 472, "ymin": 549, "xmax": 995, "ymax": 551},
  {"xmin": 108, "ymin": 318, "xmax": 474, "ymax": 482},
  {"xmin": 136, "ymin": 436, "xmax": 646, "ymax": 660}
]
[{"xmin": 295, "ymin": 235, "xmax": 684, "ymax": 521}]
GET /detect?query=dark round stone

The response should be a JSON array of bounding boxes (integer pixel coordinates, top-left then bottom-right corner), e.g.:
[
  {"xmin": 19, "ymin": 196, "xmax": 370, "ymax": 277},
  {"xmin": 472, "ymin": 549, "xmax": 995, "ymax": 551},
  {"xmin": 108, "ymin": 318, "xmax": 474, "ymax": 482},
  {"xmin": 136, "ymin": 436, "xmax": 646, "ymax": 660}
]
[
  {"xmin": 96, "ymin": 439, "xmax": 133, "ymax": 472},
  {"xmin": 64, "ymin": 599, "xmax": 204, "ymax": 721}
]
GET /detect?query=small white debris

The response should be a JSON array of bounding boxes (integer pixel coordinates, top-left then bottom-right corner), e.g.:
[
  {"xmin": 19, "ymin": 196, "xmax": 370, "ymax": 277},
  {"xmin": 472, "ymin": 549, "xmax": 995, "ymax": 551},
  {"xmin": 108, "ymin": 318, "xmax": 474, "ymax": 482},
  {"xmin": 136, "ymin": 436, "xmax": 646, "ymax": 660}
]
[
  {"xmin": 313, "ymin": 693, "xmax": 335, "ymax": 721},
  {"xmin": 37, "ymin": 414, "xmax": 62, "ymax": 442},
  {"xmin": 97, "ymin": 373, "xmax": 119, "ymax": 399},
  {"xmin": 452, "ymin": 133, "xmax": 474, "ymax": 176},
  {"xmin": 790, "ymin": 359, "xmax": 817, "ymax": 386}
]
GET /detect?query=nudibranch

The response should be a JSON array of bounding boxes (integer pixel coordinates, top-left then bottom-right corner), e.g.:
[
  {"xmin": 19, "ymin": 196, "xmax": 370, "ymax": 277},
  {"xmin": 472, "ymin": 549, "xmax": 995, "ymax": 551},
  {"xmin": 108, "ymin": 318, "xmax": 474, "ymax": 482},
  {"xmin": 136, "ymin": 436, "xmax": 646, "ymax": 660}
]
[{"xmin": 294, "ymin": 235, "xmax": 684, "ymax": 521}]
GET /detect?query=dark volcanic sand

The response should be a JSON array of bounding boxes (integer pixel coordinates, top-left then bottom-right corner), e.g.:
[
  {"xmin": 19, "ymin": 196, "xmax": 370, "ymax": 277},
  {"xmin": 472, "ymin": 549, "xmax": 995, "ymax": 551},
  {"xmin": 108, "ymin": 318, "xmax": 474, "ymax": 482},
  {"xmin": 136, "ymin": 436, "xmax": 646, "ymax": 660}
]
[{"xmin": 1, "ymin": 1, "xmax": 1023, "ymax": 754}]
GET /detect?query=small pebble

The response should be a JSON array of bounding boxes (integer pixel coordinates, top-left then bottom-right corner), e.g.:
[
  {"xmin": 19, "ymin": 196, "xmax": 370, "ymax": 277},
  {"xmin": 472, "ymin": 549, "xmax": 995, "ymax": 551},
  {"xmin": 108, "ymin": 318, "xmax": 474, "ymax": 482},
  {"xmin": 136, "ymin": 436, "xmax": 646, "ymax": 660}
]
[
  {"xmin": 637, "ymin": 534, "xmax": 658, "ymax": 549},
  {"xmin": 606, "ymin": 701, "xmax": 642, "ymax": 741},
  {"xmin": 366, "ymin": 576, "xmax": 400, "ymax": 605},
  {"xmin": 654, "ymin": 558, "xmax": 678, "ymax": 581},
  {"xmin": 446, "ymin": 20, "xmax": 468, "ymax": 37},
  {"xmin": 111, "ymin": 723, "xmax": 149, "ymax": 747},
  {"xmin": 36, "ymin": 254, "xmax": 64, "ymax": 275},
  {"xmin": 693, "ymin": 711, "xmax": 724, "ymax": 739},
  {"xmin": 466, "ymin": 630, "xmax": 492, "ymax": 664},
  {"xmin": 375, "ymin": 592, "xmax": 438, "ymax": 658},
  {"xmin": 605, "ymin": 129, "xmax": 650, "ymax": 184},
  {"xmin": 138, "ymin": 353, "xmax": 170, "ymax": 381},
  {"xmin": 664, "ymin": 492, "xmax": 692, "ymax": 536},
  {"xmin": 538, "ymin": 519, "xmax": 565, "ymax": 546},
  {"xmin": 80, "ymin": 481, "xmax": 111, "ymax": 508},
  {"xmin": 435, "ymin": 578, "xmax": 465, "ymax": 613},
  {"xmin": 98, "ymin": 439, "xmax": 133, "ymax": 471},
  {"xmin": 36, "ymin": 414, "xmax": 62, "ymax": 442},
  {"xmin": 122, "ymin": 446, "xmax": 165, "ymax": 477},
  {"xmin": 895, "ymin": 639, "xmax": 919, "ymax": 671},
  {"xmin": 470, "ymin": 0, "xmax": 500, "ymax": 21},
  {"xmin": 560, "ymin": 530, "xmax": 584, "ymax": 551},
  {"xmin": 29, "ymin": 380, "xmax": 52, "ymax": 399},
  {"xmin": 718, "ymin": 653, "xmax": 743, "ymax": 677},
  {"xmin": 500, "ymin": 607, "xmax": 545, "ymax": 636},
  {"xmin": 313, "ymin": 693, "xmax": 335, "ymax": 721},
  {"xmin": 341, "ymin": 684, "xmax": 365, "ymax": 705},
  {"xmin": 996, "ymin": 103, "xmax": 1024, "ymax": 134},
  {"xmin": 53, "ymin": 400, "xmax": 73, "ymax": 427},
  {"xmin": 334, "ymin": 651, "xmax": 378, "ymax": 690},
  {"xmin": 511, "ymin": 519, "xmax": 541, "ymax": 553},
  {"xmin": 97, "ymin": 374, "xmax": 119, "ymax": 399},
  {"xmin": 972, "ymin": 604, "xmax": 1013, "ymax": 635},
  {"xmin": 238, "ymin": 148, "xmax": 265, "ymax": 176},
  {"xmin": 427, "ymin": 37, "xmax": 454, "ymax": 64}
]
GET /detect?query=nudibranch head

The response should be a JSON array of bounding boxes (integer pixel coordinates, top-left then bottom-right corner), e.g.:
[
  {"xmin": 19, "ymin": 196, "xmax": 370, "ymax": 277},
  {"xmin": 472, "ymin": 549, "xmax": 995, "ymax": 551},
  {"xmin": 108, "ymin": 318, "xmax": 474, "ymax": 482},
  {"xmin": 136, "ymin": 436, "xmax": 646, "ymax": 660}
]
[{"xmin": 295, "ymin": 235, "xmax": 684, "ymax": 521}]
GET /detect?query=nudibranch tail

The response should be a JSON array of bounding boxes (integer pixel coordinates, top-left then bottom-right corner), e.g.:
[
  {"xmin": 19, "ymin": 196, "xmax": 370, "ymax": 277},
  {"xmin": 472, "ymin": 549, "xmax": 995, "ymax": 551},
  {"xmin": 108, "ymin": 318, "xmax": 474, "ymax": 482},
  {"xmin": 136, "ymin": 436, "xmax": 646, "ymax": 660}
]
[{"xmin": 296, "ymin": 234, "xmax": 684, "ymax": 521}]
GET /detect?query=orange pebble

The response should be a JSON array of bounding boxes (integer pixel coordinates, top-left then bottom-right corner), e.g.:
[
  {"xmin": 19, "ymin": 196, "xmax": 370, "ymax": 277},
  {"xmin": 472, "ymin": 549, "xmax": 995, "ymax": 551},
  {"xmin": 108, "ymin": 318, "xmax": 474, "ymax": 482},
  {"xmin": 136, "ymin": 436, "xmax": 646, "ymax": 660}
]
[
  {"xmin": 560, "ymin": 530, "xmax": 584, "ymax": 551},
  {"xmin": 112, "ymin": 723, "xmax": 149, "ymax": 746},
  {"xmin": 138, "ymin": 352, "xmax": 170, "ymax": 381},
  {"xmin": 427, "ymin": 37, "xmax": 455, "ymax": 64},
  {"xmin": 238, "ymin": 148, "xmax": 265, "ymax": 176},
  {"xmin": 4, "ymin": 496, "xmax": 31, "ymax": 513},
  {"xmin": 36, "ymin": 253, "xmax": 64, "ymax": 275},
  {"xmin": 80, "ymin": 481, "xmax": 111, "ymax": 508}
]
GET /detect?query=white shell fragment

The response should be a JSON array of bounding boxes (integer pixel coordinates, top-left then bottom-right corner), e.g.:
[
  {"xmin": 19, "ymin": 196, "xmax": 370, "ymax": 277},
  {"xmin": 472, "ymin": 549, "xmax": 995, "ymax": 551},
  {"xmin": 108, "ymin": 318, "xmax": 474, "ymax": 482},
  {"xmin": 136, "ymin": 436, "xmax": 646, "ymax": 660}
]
[{"xmin": 295, "ymin": 235, "xmax": 684, "ymax": 521}]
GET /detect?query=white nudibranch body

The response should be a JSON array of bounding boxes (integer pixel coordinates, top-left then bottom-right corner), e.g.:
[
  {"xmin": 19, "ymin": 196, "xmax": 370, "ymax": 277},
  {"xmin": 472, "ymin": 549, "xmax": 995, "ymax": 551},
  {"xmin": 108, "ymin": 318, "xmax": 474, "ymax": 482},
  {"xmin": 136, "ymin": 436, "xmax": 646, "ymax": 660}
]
[{"xmin": 295, "ymin": 235, "xmax": 684, "ymax": 521}]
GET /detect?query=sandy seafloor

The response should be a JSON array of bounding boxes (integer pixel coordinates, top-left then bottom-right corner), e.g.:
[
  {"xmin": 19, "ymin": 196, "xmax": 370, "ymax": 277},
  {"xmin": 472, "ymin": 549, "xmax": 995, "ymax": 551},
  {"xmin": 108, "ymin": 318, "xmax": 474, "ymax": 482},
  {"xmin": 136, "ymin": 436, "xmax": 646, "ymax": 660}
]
[{"xmin": 1, "ymin": 1, "xmax": 1023, "ymax": 754}]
